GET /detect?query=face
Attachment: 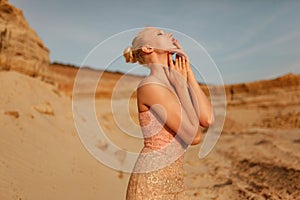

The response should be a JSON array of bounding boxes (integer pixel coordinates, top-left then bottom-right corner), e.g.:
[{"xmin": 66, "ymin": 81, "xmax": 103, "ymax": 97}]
[{"xmin": 140, "ymin": 27, "xmax": 177, "ymax": 51}]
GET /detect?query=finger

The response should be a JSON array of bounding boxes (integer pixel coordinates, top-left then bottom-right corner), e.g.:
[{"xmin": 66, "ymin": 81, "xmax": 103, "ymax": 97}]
[
  {"xmin": 168, "ymin": 53, "xmax": 174, "ymax": 68},
  {"xmin": 169, "ymin": 48, "xmax": 187, "ymax": 59},
  {"xmin": 186, "ymin": 58, "xmax": 191, "ymax": 72},
  {"xmin": 185, "ymin": 55, "xmax": 190, "ymax": 63},
  {"xmin": 175, "ymin": 55, "xmax": 179, "ymax": 70},
  {"xmin": 182, "ymin": 56, "xmax": 187, "ymax": 78},
  {"xmin": 178, "ymin": 56, "xmax": 182, "ymax": 69},
  {"xmin": 174, "ymin": 40, "xmax": 183, "ymax": 49},
  {"xmin": 182, "ymin": 56, "xmax": 186, "ymax": 70}
]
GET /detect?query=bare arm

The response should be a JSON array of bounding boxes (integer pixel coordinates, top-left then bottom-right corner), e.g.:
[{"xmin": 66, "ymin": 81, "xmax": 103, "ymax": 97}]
[
  {"xmin": 138, "ymin": 57, "xmax": 201, "ymax": 145},
  {"xmin": 187, "ymin": 68, "xmax": 214, "ymax": 128},
  {"xmin": 165, "ymin": 54, "xmax": 198, "ymax": 127},
  {"xmin": 171, "ymin": 40, "xmax": 214, "ymax": 128}
]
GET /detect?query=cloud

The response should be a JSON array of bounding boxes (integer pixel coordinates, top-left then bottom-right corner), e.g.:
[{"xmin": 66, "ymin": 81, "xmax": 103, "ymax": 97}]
[
  {"xmin": 229, "ymin": 2, "xmax": 289, "ymax": 51},
  {"xmin": 220, "ymin": 30, "xmax": 300, "ymax": 63}
]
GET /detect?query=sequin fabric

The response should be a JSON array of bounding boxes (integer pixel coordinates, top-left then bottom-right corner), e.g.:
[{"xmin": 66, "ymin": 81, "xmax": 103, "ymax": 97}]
[{"xmin": 126, "ymin": 110, "xmax": 187, "ymax": 200}]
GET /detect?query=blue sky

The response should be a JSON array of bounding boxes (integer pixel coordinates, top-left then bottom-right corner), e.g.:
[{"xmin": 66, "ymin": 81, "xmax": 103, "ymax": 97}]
[{"xmin": 9, "ymin": 0, "xmax": 300, "ymax": 84}]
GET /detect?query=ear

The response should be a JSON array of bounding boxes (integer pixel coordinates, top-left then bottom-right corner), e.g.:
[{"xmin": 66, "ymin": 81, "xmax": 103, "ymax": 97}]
[{"xmin": 141, "ymin": 45, "xmax": 154, "ymax": 54}]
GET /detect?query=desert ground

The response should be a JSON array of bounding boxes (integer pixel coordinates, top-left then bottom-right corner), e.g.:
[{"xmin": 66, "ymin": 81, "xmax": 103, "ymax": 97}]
[{"xmin": 1, "ymin": 63, "xmax": 299, "ymax": 200}]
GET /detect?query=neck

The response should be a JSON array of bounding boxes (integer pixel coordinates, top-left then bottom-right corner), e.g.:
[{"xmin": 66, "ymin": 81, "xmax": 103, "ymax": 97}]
[
  {"xmin": 143, "ymin": 53, "xmax": 175, "ymax": 92},
  {"xmin": 146, "ymin": 60, "xmax": 171, "ymax": 88},
  {"xmin": 145, "ymin": 53, "xmax": 168, "ymax": 75},
  {"xmin": 148, "ymin": 63, "xmax": 165, "ymax": 76}
]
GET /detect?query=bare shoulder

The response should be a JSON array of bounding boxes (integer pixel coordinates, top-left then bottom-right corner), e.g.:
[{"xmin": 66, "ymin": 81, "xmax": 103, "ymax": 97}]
[
  {"xmin": 137, "ymin": 76, "xmax": 178, "ymax": 112},
  {"xmin": 138, "ymin": 76, "xmax": 173, "ymax": 98},
  {"xmin": 138, "ymin": 75, "xmax": 167, "ymax": 90}
]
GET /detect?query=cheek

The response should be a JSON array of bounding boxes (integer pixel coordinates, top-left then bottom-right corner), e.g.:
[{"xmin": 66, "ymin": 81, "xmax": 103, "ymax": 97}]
[
  {"xmin": 147, "ymin": 36, "xmax": 173, "ymax": 49},
  {"xmin": 155, "ymin": 38, "xmax": 173, "ymax": 49}
]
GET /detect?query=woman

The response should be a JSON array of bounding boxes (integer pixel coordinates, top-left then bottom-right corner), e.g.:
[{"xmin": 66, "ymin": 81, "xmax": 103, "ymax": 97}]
[{"xmin": 123, "ymin": 27, "xmax": 214, "ymax": 199}]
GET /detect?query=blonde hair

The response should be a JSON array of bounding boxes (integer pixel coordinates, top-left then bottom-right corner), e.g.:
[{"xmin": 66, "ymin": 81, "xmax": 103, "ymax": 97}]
[{"xmin": 123, "ymin": 28, "xmax": 151, "ymax": 65}]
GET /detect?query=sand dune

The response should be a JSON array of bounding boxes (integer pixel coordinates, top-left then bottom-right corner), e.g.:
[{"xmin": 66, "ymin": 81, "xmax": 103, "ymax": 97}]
[
  {"xmin": 0, "ymin": 71, "xmax": 130, "ymax": 200},
  {"xmin": 1, "ymin": 65, "xmax": 299, "ymax": 199}
]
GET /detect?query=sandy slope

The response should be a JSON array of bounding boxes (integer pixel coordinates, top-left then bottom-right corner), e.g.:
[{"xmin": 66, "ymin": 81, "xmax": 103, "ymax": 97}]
[
  {"xmin": 0, "ymin": 68, "xmax": 299, "ymax": 200},
  {"xmin": 0, "ymin": 71, "xmax": 129, "ymax": 200},
  {"xmin": 184, "ymin": 128, "xmax": 300, "ymax": 199}
]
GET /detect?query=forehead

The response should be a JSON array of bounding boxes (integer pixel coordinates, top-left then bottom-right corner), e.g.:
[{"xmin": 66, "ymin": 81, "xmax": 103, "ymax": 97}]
[{"xmin": 141, "ymin": 27, "xmax": 164, "ymax": 35}]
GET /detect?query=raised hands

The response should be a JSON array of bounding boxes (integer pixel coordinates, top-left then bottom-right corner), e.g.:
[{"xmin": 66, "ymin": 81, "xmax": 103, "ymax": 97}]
[
  {"xmin": 165, "ymin": 53, "xmax": 188, "ymax": 83},
  {"xmin": 170, "ymin": 40, "xmax": 214, "ymax": 128},
  {"xmin": 169, "ymin": 40, "xmax": 194, "ymax": 80},
  {"xmin": 169, "ymin": 39, "xmax": 188, "ymax": 58}
]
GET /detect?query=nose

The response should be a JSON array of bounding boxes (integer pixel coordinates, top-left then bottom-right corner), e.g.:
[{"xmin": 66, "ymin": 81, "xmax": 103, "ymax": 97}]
[{"xmin": 168, "ymin": 32, "xmax": 173, "ymax": 38}]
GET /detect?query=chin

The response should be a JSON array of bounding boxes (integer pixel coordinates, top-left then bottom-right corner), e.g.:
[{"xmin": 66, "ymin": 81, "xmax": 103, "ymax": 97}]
[{"xmin": 171, "ymin": 44, "xmax": 178, "ymax": 49}]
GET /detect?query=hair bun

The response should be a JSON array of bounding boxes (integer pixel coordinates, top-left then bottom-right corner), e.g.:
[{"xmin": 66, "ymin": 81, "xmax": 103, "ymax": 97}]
[{"xmin": 123, "ymin": 46, "xmax": 137, "ymax": 63}]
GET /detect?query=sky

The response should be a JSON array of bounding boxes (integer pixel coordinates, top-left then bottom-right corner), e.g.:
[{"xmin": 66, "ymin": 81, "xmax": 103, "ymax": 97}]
[{"xmin": 9, "ymin": 0, "xmax": 300, "ymax": 84}]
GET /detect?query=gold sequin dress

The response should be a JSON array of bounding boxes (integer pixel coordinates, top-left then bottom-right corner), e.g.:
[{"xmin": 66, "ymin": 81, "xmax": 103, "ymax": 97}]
[{"xmin": 126, "ymin": 110, "xmax": 187, "ymax": 200}]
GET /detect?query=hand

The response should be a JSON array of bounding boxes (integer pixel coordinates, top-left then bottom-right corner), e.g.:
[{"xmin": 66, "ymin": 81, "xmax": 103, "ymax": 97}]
[
  {"xmin": 169, "ymin": 41, "xmax": 187, "ymax": 58},
  {"xmin": 169, "ymin": 40, "xmax": 193, "ymax": 75},
  {"xmin": 164, "ymin": 53, "xmax": 188, "ymax": 85}
]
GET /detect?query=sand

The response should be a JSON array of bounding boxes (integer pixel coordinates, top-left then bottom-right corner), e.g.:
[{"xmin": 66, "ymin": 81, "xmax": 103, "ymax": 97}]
[{"xmin": 0, "ymin": 66, "xmax": 299, "ymax": 200}]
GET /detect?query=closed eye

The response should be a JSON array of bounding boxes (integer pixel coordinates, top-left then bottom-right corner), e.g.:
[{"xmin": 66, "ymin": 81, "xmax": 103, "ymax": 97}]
[{"xmin": 157, "ymin": 33, "xmax": 163, "ymax": 35}]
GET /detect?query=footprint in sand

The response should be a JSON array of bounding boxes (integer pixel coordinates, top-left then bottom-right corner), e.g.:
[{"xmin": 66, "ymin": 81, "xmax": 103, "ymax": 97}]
[
  {"xmin": 34, "ymin": 102, "xmax": 54, "ymax": 115},
  {"xmin": 114, "ymin": 149, "xmax": 127, "ymax": 164},
  {"xmin": 4, "ymin": 111, "xmax": 19, "ymax": 118},
  {"xmin": 96, "ymin": 139, "xmax": 108, "ymax": 151}
]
